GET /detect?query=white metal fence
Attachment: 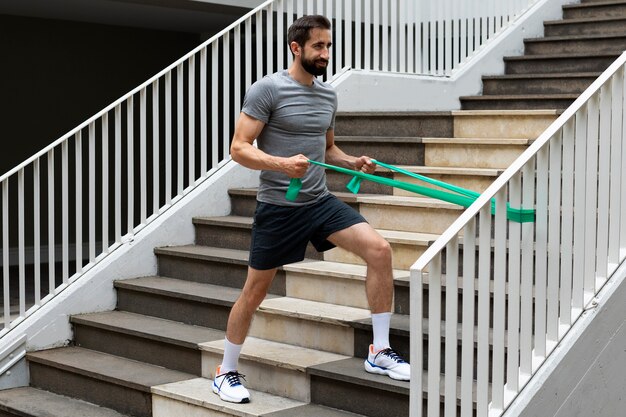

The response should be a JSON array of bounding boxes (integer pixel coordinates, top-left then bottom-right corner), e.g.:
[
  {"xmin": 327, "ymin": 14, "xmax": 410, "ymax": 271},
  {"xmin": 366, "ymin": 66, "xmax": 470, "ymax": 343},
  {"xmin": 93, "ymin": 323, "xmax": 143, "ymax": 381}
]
[
  {"xmin": 410, "ymin": 51, "xmax": 626, "ymax": 417},
  {"xmin": 0, "ymin": 0, "xmax": 539, "ymax": 360}
]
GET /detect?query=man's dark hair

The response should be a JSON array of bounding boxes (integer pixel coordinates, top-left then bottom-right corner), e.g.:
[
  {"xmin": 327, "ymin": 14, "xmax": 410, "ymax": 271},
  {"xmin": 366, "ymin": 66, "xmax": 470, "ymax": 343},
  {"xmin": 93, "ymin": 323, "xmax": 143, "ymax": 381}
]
[{"xmin": 287, "ymin": 15, "xmax": 331, "ymax": 50}]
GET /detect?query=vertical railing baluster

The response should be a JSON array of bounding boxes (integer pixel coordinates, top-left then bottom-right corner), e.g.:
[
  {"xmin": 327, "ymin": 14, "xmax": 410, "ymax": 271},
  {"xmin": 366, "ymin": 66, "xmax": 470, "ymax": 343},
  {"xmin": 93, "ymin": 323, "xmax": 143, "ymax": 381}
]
[
  {"xmin": 62, "ymin": 140, "xmax": 69, "ymax": 283},
  {"xmin": 382, "ymin": 0, "xmax": 388, "ymax": 72},
  {"xmin": 373, "ymin": 0, "xmax": 379, "ymax": 70},
  {"xmin": 609, "ymin": 69, "xmax": 624, "ymax": 267},
  {"xmin": 534, "ymin": 145, "xmax": 549, "ymax": 361},
  {"xmin": 584, "ymin": 95, "xmax": 600, "ymax": 302},
  {"xmin": 345, "ymin": 0, "xmax": 353, "ymax": 71},
  {"xmin": 200, "ymin": 50, "xmax": 207, "ymax": 175},
  {"xmin": 152, "ymin": 81, "xmax": 160, "ymax": 214},
  {"xmin": 102, "ymin": 113, "xmax": 109, "ymax": 253},
  {"xmin": 334, "ymin": 0, "xmax": 342, "ymax": 78},
  {"xmin": 2, "ymin": 180, "xmax": 9, "ymax": 327},
  {"xmin": 140, "ymin": 89, "xmax": 147, "ymax": 224},
  {"xmin": 476, "ymin": 205, "xmax": 491, "ymax": 417},
  {"xmin": 256, "ymin": 11, "xmax": 263, "ymax": 81},
  {"xmin": 115, "ymin": 105, "xmax": 123, "ymax": 242},
  {"xmin": 444, "ymin": 236, "xmax": 458, "ymax": 417},
  {"xmin": 75, "ymin": 132, "xmax": 83, "ymax": 274},
  {"xmin": 520, "ymin": 161, "xmax": 536, "ymax": 382},
  {"xmin": 47, "ymin": 150, "xmax": 55, "ymax": 294},
  {"xmin": 507, "ymin": 172, "xmax": 522, "ymax": 394},
  {"xmin": 176, "ymin": 65, "xmax": 184, "ymax": 196},
  {"xmin": 127, "ymin": 97, "xmax": 135, "ymax": 236},
  {"xmin": 18, "ymin": 169, "xmax": 25, "ymax": 316},
  {"xmin": 427, "ymin": 253, "xmax": 442, "ymax": 417},
  {"xmin": 266, "ymin": 4, "xmax": 273, "ymax": 76},
  {"xmin": 596, "ymin": 83, "xmax": 612, "ymax": 284},
  {"xmin": 88, "ymin": 123, "xmax": 96, "ymax": 262},
  {"xmin": 223, "ymin": 34, "xmax": 231, "ymax": 162},
  {"xmin": 460, "ymin": 218, "xmax": 476, "ymax": 417},
  {"xmin": 398, "ymin": 0, "xmax": 405, "ymax": 73},
  {"xmin": 560, "ymin": 120, "xmax": 575, "ymax": 336},
  {"xmin": 547, "ymin": 131, "xmax": 563, "ymax": 346},
  {"xmin": 212, "ymin": 43, "xmax": 219, "ymax": 168},
  {"xmin": 33, "ymin": 159, "xmax": 41, "ymax": 306},
  {"xmin": 572, "ymin": 105, "xmax": 588, "ymax": 318},
  {"xmin": 364, "ymin": 0, "xmax": 371, "ymax": 70},
  {"xmin": 165, "ymin": 72, "xmax": 172, "ymax": 205},
  {"xmin": 188, "ymin": 56, "xmax": 196, "ymax": 187}
]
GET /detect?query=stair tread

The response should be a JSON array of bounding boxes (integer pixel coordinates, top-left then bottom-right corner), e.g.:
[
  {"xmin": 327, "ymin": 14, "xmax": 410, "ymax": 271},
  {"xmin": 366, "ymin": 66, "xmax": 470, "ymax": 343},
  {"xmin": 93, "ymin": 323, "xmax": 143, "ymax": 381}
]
[
  {"xmin": 154, "ymin": 245, "xmax": 249, "ymax": 263},
  {"xmin": 525, "ymin": 33, "xmax": 626, "ymax": 42},
  {"xmin": 563, "ymin": 0, "xmax": 626, "ymax": 9},
  {"xmin": 421, "ymin": 137, "xmax": 533, "ymax": 144},
  {"xmin": 27, "ymin": 347, "xmax": 194, "ymax": 392},
  {"xmin": 200, "ymin": 336, "xmax": 350, "ymax": 372},
  {"xmin": 0, "ymin": 386, "xmax": 130, "ymax": 417},
  {"xmin": 504, "ymin": 51, "xmax": 620, "ymax": 60},
  {"xmin": 193, "ymin": 215, "xmax": 253, "ymax": 227},
  {"xmin": 545, "ymin": 15, "xmax": 626, "ymax": 24},
  {"xmin": 334, "ymin": 135, "xmax": 422, "ymax": 143},
  {"xmin": 71, "ymin": 310, "xmax": 224, "ymax": 348},
  {"xmin": 265, "ymin": 404, "xmax": 368, "ymax": 417},
  {"xmin": 460, "ymin": 93, "xmax": 579, "ymax": 100},
  {"xmin": 114, "ymin": 275, "xmax": 256, "ymax": 306},
  {"xmin": 309, "ymin": 357, "xmax": 410, "ymax": 395},
  {"xmin": 259, "ymin": 297, "xmax": 372, "ymax": 325},
  {"xmin": 482, "ymin": 72, "xmax": 601, "ymax": 80},
  {"xmin": 152, "ymin": 376, "xmax": 307, "ymax": 417},
  {"xmin": 283, "ymin": 259, "xmax": 410, "ymax": 282}
]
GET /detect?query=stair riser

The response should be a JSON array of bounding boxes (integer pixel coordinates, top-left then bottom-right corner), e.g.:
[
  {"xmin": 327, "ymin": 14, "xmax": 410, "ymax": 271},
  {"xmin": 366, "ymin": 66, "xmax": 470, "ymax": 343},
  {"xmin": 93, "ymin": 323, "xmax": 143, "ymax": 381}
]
[
  {"xmin": 72, "ymin": 324, "xmax": 202, "ymax": 376},
  {"xmin": 28, "ymin": 362, "xmax": 151, "ymax": 417},
  {"xmin": 152, "ymin": 397, "xmax": 229, "ymax": 417},
  {"xmin": 453, "ymin": 113, "xmax": 556, "ymax": 139},
  {"xmin": 202, "ymin": 353, "xmax": 311, "ymax": 402},
  {"xmin": 116, "ymin": 287, "xmax": 233, "ymax": 330},
  {"xmin": 335, "ymin": 113, "xmax": 453, "ymax": 137},
  {"xmin": 359, "ymin": 204, "xmax": 463, "ymax": 234},
  {"xmin": 285, "ymin": 272, "xmax": 408, "ymax": 312},
  {"xmin": 424, "ymin": 144, "xmax": 529, "ymax": 169},
  {"xmin": 505, "ymin": 56, "xmax": 617, "ymax": 75},
  {"xmin": 156, "ymin": 254, "xmax": 287, "ymax": 295},
  {"xmin": 482, "ymin": 77, "xmax": 595, "ymax": 95},
  {"xmin": 324, "ymin": 242, "xmax": 427, "ymax": 270},
  {"xmin": 249, "ymin": 312, "xmax": 356, "ymax": 356},
  {"xmin": 461, "ymin": 98, "xmax": 574, "ymax": 111},
  {"xmin": 310, "ymin": 375, "xmax": 409, "ymax": 417},
  {"xmin": 391, "ymin": 174, "xmax": 497, "ymax": 197},
  {"xmin": 333, "ymin": 141, "xmax": 424, "ymax": 166},
  {"xmin": 194, "ymin": 223, "xmax": 323, "ymax": 260},
  {"xmin": 563, "ymin": 4, "xmax": 626, "ymax": 19},
  {"xmin": 525, "ymin": 37, "xmax": 626, "ymax": 55},
  {"xmin": 544, "ymin": 20, "xmax": 626, "ymax": 37}
]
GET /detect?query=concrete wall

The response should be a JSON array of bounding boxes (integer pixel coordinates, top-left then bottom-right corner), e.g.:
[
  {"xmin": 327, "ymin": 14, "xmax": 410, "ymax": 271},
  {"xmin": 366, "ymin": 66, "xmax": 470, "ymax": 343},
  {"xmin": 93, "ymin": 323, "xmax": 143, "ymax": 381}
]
[{"xmin": 503, "ymin": 262, "xmax": 626, "ymax": 417}]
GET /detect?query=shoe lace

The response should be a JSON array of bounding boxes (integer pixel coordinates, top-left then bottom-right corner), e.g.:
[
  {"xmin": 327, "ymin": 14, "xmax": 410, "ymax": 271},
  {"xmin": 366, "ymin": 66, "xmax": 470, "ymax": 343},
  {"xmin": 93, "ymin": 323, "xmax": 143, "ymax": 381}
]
[
  {"xmin": 375, "ymin": 347, "xmax": 407, "ymax": 363},
  {"xmin": 217, "ymin": 371, "xmax": 247, "ymax": 389}
]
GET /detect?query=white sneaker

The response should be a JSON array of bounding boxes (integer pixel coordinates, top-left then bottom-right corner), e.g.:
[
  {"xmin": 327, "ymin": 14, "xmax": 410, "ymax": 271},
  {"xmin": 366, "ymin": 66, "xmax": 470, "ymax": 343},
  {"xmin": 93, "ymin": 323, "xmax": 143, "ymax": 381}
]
[
  {"xmin": 364, "ymin": 344, "xmax": 411, "ymax": 381},
  {"xmin": 212, "ymin": 365, "xmax": 251, "ymax": 403}
]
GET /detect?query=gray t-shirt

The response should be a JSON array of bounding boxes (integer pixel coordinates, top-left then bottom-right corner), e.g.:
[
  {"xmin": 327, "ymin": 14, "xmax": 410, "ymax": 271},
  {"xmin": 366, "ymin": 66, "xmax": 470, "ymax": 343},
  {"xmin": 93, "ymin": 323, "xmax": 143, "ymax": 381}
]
[{"xmin": 241, "ymin": 70, "xmax": 337, "ymax": 206}]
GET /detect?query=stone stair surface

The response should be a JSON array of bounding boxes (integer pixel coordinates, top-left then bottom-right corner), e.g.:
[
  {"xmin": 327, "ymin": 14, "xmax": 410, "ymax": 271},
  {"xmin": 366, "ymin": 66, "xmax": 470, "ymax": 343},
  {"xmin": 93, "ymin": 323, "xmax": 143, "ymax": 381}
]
[
  {"xmin": 461, "ymin": 0, "xmax": 626, "ymax": 110},
  {"xmin": 1, "ymin": 0, "xmax": 611, "ymax": 415}
]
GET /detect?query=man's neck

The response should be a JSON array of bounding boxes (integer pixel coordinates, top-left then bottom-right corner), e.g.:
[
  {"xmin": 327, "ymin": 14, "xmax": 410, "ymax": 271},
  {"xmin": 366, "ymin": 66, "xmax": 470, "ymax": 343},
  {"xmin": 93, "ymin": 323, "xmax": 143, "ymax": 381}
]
[{"xmin": 288, "ymin": 64, "xmax": 315, "ymax": 86}]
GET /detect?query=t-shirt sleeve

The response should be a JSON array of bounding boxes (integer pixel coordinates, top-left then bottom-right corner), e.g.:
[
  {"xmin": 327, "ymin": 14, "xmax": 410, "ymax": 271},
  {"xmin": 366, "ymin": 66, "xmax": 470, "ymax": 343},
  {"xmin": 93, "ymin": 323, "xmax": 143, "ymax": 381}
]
[
  {"xmin": 241, "ymin": 76, "xmax": 274, "ymax": 124},
  {"xmin": 329, "ymin": 91, "xmax": 338, "ymax": 131}
]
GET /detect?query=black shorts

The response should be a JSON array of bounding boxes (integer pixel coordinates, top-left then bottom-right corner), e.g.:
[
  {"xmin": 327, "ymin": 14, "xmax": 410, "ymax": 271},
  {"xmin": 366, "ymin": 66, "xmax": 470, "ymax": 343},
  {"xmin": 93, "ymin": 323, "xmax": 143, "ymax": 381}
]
[{"xmin": 248, "ymin": 193, "xmax": 367, "ymax": 270}]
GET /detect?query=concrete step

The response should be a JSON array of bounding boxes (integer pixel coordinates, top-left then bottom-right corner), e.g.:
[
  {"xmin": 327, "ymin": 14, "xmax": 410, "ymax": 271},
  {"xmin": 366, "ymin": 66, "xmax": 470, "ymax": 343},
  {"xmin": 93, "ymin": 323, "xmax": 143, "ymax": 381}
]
[
  {"xmin": 334, "ymin": 136, "xmax": 424, "ymax": 165},
  {"xmin": 327, "ymin": 165, "xmax": 502, "ymax": 196},
  {"xmin": 26, "ymin": 347, "xmax": 195, "ymax": 417},
  {"xmin": 71, "ymin": 310, "xmax": 224, "ymax": 375},
  {"xmin": 154, "ymin": 244, "xmax": 287, "ymax": 294},
  {"xmin": 309, "ymin": 357, "xmax": 411, "ymax": 417},
  {"xmin": 421, "ymin": 137, "xmax": 533, "ymax": 169},
  {"xmin": 152, "ymin": 377, "xmax": 365, "ymax": 417},
  {"xmin": 201, "ymin": 337, "xmax": 350, "ymax": 401},
  {"xmin": 0, "ymin": 386, "xmax": 130, "ymax": 417},
  {"xmin": 282, "ymin": 259, "xmax": 410, "ymax": 312},
  {"xmin": 504, "ymin": 52, "xmax": 619, "ymax": 74},
  {"xmin": 451, "ymin": 109, "xmax": 558, "ymax": 139},
  {"xmin": 544, "ymin": 16, "xmax": 626, "ymax": 37},
  {"xmin": 481, "ymin": 72, "xmax": 599, "ymax": 95},
  {"xmin": 227, "ymin": 189, "xmax": 466, "ymax": 234},
  {"xmin": 524, "ymin": 33, "xmax": 626, "ymax": 55},
  {"xmin": 335, "ymin": 111, "xmax": 453, "ymax": 137},
  {"xmin": 460, "ymin": 94, "xmax": 578, "ymax": 110},
  {"xmin": 562, "ymin": 1, "xmax": 626, "ymax": 19}
]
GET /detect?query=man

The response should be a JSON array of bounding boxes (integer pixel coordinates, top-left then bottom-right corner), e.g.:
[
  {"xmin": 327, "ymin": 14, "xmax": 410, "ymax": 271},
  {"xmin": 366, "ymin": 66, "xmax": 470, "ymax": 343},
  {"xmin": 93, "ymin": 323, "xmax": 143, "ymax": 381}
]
[{"xmin": 212, "ymin": 14, "xmax": 410, "ymax": 404}]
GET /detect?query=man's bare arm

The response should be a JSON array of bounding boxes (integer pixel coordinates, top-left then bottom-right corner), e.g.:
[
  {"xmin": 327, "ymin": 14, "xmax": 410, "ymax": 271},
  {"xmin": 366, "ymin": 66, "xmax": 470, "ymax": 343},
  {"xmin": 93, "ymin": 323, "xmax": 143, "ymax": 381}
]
[
  {"xmin": 325, "ymin": 129, "xmax": 376, "ymax": 174},
  {"xmin": 230, "ymin": 112, "xmax": 310, "ymax": 178}
]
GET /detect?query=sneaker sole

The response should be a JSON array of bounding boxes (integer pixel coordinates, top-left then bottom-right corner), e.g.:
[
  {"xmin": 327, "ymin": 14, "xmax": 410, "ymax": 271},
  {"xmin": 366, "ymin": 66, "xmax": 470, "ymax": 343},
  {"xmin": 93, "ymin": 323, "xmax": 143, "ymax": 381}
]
[
  {"xmin": 212, "ymin": 383, "xmax": 251, "ymax": 403},
  {"xmin": 364, "ymin": 360, "xmax": 410, "ymax": 381}
]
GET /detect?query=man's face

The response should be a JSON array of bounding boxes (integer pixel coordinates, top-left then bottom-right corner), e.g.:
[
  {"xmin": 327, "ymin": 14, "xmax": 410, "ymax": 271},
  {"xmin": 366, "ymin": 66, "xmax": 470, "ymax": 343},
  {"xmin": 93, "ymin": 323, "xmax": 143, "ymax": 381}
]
[{"xmin": 300, "ymin": 28, "xmax": 332, "ymax": 77}]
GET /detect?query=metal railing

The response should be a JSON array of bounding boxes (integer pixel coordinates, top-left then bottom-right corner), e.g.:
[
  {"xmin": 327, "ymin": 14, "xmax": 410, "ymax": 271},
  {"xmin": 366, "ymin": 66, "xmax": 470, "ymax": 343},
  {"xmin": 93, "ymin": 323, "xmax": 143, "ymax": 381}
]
[
  {"xmin": 410, "ymin": 51, "xmax": 626, "ymax": 417},
  {"xmin": 0, "ymin": 0, "xmax": 540, "ymax": 349}
]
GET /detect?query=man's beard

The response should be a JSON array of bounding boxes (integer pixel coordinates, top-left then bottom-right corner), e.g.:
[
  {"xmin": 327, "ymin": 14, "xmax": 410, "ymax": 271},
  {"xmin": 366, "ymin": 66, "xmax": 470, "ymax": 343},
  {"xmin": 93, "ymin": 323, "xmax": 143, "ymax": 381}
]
[{"xmin": 301, "ymin": 55, "xmax": 328, "ymax": 77}]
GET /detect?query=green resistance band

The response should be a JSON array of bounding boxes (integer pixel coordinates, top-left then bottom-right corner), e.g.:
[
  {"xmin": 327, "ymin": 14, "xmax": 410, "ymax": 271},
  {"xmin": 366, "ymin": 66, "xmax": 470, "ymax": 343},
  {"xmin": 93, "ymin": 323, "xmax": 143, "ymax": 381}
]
[{"xmin": 286, "ymin": 160, "xmax": 535, "ymax": 223}]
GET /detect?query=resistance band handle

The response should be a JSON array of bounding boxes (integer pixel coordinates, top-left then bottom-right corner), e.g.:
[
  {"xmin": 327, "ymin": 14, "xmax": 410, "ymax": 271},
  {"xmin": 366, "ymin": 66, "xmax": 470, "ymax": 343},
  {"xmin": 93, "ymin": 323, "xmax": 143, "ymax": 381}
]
[{"xmin": 286, "ymin": 178, "xmax": 302, "ymax": 201}]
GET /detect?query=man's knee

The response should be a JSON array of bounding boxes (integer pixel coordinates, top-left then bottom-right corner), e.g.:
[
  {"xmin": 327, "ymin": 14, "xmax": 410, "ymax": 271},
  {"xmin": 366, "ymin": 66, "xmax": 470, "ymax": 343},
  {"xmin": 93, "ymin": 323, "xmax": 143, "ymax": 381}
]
[{"xmin": 366, "ymin": 237, "xmax": 392, "ymax": 265}]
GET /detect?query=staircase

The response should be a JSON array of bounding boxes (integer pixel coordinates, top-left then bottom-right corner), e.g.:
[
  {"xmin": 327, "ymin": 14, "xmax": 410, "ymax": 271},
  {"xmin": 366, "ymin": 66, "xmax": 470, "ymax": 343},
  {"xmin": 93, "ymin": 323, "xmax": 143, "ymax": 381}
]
[{"xmin": 0, "ymin": 0, "xmax": 624, "ymax": 416}]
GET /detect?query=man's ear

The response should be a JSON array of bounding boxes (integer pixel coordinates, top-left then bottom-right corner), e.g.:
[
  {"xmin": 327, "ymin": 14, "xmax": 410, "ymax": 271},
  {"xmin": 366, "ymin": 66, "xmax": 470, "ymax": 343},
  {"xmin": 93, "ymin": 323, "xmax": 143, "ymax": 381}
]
[{"xmin": 289, "ymin": 41, "xmax": 300, "ymax": 56}]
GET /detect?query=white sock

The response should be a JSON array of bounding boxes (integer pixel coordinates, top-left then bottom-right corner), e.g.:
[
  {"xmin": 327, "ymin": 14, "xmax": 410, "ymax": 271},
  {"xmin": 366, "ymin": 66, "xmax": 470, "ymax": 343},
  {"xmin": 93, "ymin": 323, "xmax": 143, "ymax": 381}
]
[
  {"xmin": 220, "ymin": 337, "xmax": 243, "ymax": 373},
  {"xmin": 371, "ymin": 312, "xmax": 392, "ymax": 352}
]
